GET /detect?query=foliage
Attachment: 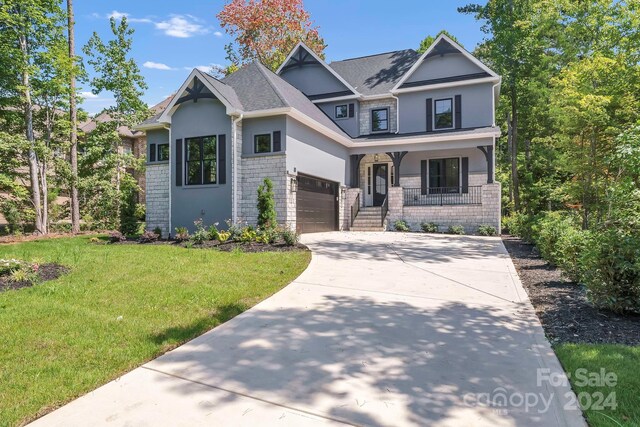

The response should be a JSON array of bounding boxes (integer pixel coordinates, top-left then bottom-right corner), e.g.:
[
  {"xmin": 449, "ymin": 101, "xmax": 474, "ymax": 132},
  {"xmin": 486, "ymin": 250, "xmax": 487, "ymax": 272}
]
[
  {"xmin": 174, "ymin": 227, "xmax": 189, "ymax": 242},
  {"xmin": 477, "ymin": 225, "xmax": 497, "ymax": 236},
  {"xmin": 217, "ymin": 0, "xmax": 325, "ymax": 72},
  {"xmin": 152, "ymin": 226, "xmax": 162, "ymax": 239},
  {"xmin": 420, "ymin": 222, "xmax": 439, "ymax": 233},
  {"xmin": 0, "ymin": 259, "xmax": 25, "ymax": 276},
  {"xmin": 502, "ymin": 212, "xmax": 536, "ymax": 242},
  {"xmin": 393, "ymin": 220, "xmax": 410, "ymax": 232},
  {"xmin": 225, "ymin": 219, "xmax": 243, "ymax": 241},
  {"xmin": 580, "ymin": 229, "xmax": 640, "ymax": 314},
  {"xmin": 239, "ymin": 226, "xmax": 257, "ymax": 243},
  {"xmin": 280, "ymin": 227, "xmax": 299, "ymax": 246},
  {"xmin": 447, "ymin": 225, "xmax": 466, "ymax": 235},
  {"xmin": 108, "ymin": 230, "xmax": 125, "ymax": 243},
  {"xmin": 0, "ymin": 200, "xmax": 26, "ymax": 234},
  {"xmin": 217, "ymin": 230, "xmax": 231, "ymax": 243},
  {"xmin": 189, "ymin": 219, "xmax": 209, "ymax": 244},
  {"xmin": 208, "ymin": 223, "xmax": 221, "ymax": 241},
  {"xmin": 0, "ymin": 237, "xmax": 310, "ymax": 426},
  {"xmin": 256, "ymin": 178, "xmax": 277, "ymax": 230},
  {"xmin": 138, "ymin": 230, "xmax": 159, "ymax": 244},
  {"xmin": 530, "ymin": 211, "xmax": 580, "ymax": 264},
  {"xmin": 417, "ymin": 30, "xmax": 460, "ymax": 54}
]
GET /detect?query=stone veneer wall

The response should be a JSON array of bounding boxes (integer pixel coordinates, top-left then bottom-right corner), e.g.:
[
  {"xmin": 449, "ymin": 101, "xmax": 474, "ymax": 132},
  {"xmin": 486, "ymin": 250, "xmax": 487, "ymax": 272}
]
[
  {"xmin": 343, "ymin": 188, "xmax": 362, "ymax": 230},
  {"xmin": 359, "ymin": 98, "xmax": 397, "ymax": 135},
  {"xmin": 145, "ymin": 163, "xmax": 170, "ymax": 237},
  {"xmin": 387, "ymin": 183, "xmax": 501, "ymax": 234},
  {"xmin": 239, "ymin": 154, "xmax": 288, "ymax": 227}
]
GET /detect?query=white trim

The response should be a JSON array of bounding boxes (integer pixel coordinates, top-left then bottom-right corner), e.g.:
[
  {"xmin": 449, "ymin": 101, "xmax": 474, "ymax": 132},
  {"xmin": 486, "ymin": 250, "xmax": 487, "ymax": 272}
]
[
  {"xmin": 392, "ymin": 76, "xmax": 500, "ymax": 94},
  {"xmin": 276, "ymin": 42, "xmax": 360, "ymax": 96},
  {"xmin": 311, "ymin": 94, "xmax": 359, "ymax": 103},
  {"xmin": 392, "ymin": 34, "xmax": 499, "ymax": 92},
  {"xmin": 231, "ymin": 114, "xmax": 242, "ymax": 223},
  {"xmin": 133, "ymin": 122, "xmax": 167, "ymax": 131},
  {"xmin": 491, "ymin": 78, "xmax": 502, "ymax": 127},
  {"xmin": 158, "ymin": 69, "xmax": 241, "ymax": 124},
  {"xmin": 168, "ymin": 125, "xmax": 172, "ymax": 236},
  {"xmin": 241, "ymin": 107, "xmax": 291, "ymax": 118}
]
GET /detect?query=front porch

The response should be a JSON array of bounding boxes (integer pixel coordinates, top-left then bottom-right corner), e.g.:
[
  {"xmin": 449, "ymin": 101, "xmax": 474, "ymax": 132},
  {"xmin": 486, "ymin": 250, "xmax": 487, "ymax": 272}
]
[{"xmin": 346, "ymin": 146, "xmax": 501, "ymax": 233}]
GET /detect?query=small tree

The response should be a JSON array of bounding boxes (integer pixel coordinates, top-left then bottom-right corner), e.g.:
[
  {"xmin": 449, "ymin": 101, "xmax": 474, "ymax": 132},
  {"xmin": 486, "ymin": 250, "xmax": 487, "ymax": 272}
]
[{"xmin": 256, "ymin": 178, "xmax": 277, "ymax": 229}]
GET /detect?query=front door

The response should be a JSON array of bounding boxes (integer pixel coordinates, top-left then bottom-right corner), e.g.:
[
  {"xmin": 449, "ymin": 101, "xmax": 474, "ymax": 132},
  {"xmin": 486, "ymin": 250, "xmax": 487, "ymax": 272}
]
[{"xmin": 373, "ymin": 163, "xmax": 388, "ymax": 206}]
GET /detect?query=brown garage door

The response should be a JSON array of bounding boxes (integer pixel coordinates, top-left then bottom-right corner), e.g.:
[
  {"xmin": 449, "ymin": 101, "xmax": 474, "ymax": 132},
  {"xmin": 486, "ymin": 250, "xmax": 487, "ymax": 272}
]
[{"xmin": 296, "ymin": 174, "xmax": 339, "ymax": 234}]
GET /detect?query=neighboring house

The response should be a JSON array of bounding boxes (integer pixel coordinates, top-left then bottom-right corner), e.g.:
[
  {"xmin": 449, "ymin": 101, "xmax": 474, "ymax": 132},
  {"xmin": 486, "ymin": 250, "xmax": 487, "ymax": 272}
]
[
  {"xmin": 80, "ymin": 96, "xmax": 173, "ymax": 204},
  {"xmin": 135, "ymin": 34, "xmax": 501, "ymax": 236}
]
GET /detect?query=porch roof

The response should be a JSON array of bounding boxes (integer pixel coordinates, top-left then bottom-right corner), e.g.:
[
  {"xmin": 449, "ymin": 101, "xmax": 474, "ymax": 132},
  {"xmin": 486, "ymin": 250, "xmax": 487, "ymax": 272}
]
[{"xmin": 354, "ymin": 126, "xmax": 500, "ymax": 142}]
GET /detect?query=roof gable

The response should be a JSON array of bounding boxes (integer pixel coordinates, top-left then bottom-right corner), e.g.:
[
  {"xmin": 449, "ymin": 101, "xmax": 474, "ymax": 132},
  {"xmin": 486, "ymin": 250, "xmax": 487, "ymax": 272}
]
[
  {"xmin": 393, "ymin": 34, "xmax": 498, "ymax": 91},
  {"xmin": 276, "ymin": 42, "xmax": 358, "ymax": 98}
]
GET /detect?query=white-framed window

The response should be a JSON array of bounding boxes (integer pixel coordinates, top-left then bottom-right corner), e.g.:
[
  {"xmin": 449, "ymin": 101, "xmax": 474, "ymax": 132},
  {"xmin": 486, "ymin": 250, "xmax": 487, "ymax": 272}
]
[
  {"xmin": 335, "ymin": 104, "xmax": 348, "ymax": 119},
  {"xmin": 434, "ymin": 98, "xmax": 454, "ymax": 130},
  {"xmin": 254, "ymin": 133, "xmax": 272, "ymax": 153}
]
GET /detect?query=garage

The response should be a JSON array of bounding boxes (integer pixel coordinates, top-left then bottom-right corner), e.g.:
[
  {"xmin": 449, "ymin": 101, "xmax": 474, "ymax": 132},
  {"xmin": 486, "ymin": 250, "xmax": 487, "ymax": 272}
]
[{"xmin": 296, "ymin": 174, "xmax": 339, "ymax": 234}]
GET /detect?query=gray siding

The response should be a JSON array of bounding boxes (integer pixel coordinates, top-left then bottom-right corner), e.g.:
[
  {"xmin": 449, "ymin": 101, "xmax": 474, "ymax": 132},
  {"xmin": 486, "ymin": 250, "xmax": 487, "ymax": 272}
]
[
  {"xmin": 146, "ymin": 128, "xmax": 169, "ymax": 162},
  {"xmin": 286, "ymin": 117, "xmax": 349, "ymax": 185},
  {"xmin": 170, "ymin": 99, "xmax": 232, "ymax": 232},
  {"xmin": 316, "ymin": 100, "xmax": 360, "ymax": 137},
  {"xmin": 406, "ymin": 53, "xmax": 484, "ymax": 83},
  {"xmin": 280, "ymin": 64, "xmax": 349, "ymax": 97},
  {"xmin": 398, "ymin": 82, "xmax": 494, "ymax": 133},
  {"xmin": 242, "ymin": 116, "xmax": 286, "ymax": 155}
]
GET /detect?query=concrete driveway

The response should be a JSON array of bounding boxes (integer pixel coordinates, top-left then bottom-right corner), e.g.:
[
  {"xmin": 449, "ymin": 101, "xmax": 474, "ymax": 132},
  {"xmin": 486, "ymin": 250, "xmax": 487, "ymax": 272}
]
[{"xmin": 31, "ymin": 232, "xmax": 585, "ymax": 427}]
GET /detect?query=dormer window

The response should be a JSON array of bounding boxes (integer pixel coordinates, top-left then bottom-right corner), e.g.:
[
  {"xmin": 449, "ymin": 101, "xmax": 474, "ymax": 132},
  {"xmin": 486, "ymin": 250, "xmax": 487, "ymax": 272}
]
[
  {"xmin": 434, "ymin": 98, "xmax": 453, "ymax": 130},
  {"xmin": 335, "ymin": 105, "xmax": 348, "ymax": 119},
  {"xmin": 371, "ymin": 108, "xmax": 389, "ymax": 132}
]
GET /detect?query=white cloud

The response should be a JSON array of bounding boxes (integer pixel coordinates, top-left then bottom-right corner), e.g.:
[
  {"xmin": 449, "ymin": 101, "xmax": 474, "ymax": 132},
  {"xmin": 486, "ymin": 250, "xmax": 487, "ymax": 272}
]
[
  {"xmin": 107, "ymin": 10, "xmax": 129, "ymax": 20},
  {"xmin": 155, "ymin": 15, "xmax": 209, "ymax": 38},
  {"xmin": 143, "ymin": 61, "xmax": 174, "ymax": 71},
  {"xmin": 214, "ymin": 31, "xmax": 223, "ymax": 37},
  {"xmin": 184, "ymin": 64, "xmax": 223, "ymax": 74},
  {"xmin": 80, "ymin": 91, "xmax": 99, "ymax": 99}
]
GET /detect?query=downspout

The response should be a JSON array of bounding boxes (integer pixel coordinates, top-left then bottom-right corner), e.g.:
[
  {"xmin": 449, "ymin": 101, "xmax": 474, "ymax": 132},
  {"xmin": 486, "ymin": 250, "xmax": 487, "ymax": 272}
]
[
  {"xmin": 164, "ymin": 125, "xmax": 172, "ymax": 237},
  {"xmin": 491, "ymin": 78, "xmax": 501, "ymax": 127},
  {"xmin": 231, "ymin": 113, "xmax": 243, "ymax": 223},
  {"xmin": 391, "ymin": 94, "xmax": 400, "ymax": 134}
]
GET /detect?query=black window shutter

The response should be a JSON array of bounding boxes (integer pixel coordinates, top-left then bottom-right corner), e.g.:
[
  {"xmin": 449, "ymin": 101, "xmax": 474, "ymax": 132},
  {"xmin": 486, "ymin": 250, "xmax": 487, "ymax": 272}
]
[
  {"xmin": 421, "ymin": 160, "xmax": 427, "ymax": 195},
  {"xmin": 426, "ymin": 98, "xmax": 433, "ymax": 132},
  {"xmin": 273, "ymin": 130, "xmax": 281, "ymax": 152},
  {"xmin": 455, "ymin": 95, "xmax": 462, "ymax": 129},
  {"xmin": 150, "ymin": 144, "xmax": 156, "ymax": 162},
  {"xmin": 175, "ymin": 139, "xmax": 183, "ymax": 186},
  {"xmin": 218, "ymin": 134, "xmax": 226, "ymax": 184},
  {"xmin": 348, "ymin": 103, "xmax": 355, "ymax": 118},
  {"xmin": 461, "ymin": 157, "xmax": 469, "ymax": 193}
]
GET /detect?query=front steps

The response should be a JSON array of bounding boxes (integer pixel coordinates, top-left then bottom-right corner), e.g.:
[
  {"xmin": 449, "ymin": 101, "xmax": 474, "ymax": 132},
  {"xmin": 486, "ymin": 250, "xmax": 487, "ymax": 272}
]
[{"xmin": 350, "ymin": 206, "xmax": 386, "ymax": 232}]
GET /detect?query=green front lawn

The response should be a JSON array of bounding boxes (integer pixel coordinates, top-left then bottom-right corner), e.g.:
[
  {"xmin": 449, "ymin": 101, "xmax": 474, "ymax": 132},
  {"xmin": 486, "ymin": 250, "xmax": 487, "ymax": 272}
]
[
  {"xmin": 555, "ymin": 344, "xmax": 640, "ymax": 427},
  {"xmin": 0, "ymin": 237, "xmax": 310, "ymax": 426}
]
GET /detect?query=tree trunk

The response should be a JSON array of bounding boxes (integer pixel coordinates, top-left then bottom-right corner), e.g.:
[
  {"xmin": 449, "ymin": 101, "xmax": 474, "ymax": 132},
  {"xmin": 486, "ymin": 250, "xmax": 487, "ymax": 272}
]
[
  {"xmin": 507, "ymin": 111, "xmax": 513, "ymax": 206},
  {"xmin": 19, "ymin": 33, "xmax": 44, "ymax": 235},
  {"xmin": 40, "ymin": 159, "xmax": 49, "ymax": 234},
  {"xmin": 67, "ymin": 0, "xmax": 80, "ymax": 233},
  {"xmin": 511, "ymin": 92, "xmax": 520, "ymax": 212}
]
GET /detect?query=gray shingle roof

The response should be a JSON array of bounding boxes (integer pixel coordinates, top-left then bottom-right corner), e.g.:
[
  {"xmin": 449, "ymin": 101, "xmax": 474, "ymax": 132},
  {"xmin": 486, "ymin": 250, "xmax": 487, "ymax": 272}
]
[{"xmin": 329, "ymin": 49, "xmax": 420, "ymax": 96}]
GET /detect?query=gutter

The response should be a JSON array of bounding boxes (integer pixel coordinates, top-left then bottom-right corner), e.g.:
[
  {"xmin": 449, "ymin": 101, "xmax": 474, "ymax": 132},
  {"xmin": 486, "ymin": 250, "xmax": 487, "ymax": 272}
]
[
  {"xmin": 231, "ymin": 113, "xmax": 243, "ymax": 223},
  {"xmin": 391, "ymin": 94, "xmax": 400, "ymax": 134}
]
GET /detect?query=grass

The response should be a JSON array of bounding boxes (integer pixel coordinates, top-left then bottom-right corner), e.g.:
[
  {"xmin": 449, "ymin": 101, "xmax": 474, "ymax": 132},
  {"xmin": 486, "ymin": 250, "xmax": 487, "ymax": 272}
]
[
  {"xmin": 0, "ymin": 237, "xmax": 310, "ymax": 427},
  {"xmin": 555, "ymin": 344, "xmax": 640, "ymax": 427}
]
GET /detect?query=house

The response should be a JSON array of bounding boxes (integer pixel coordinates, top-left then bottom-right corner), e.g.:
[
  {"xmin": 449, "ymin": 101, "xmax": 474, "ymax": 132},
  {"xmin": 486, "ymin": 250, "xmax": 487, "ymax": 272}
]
[{"xmin": 135, "ymin": 34, "xmax": 501, "ymax": 236}]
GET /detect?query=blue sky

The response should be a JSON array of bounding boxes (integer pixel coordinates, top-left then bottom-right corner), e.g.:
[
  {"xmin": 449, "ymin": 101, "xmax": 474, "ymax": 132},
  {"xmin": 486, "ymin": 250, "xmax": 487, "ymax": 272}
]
[{"xmin": 75, "ymin": 0, "xmax": 488, "ymax": 114}]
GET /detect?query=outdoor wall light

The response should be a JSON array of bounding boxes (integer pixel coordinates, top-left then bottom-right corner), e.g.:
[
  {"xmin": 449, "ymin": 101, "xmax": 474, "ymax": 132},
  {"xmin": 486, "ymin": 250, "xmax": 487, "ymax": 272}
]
[
  {"xmin": 290, "ymin": 177, "xmax": 297, "ymax": 193},
  {"xmin": 374, "ymin": 154, "xmax": 379, "ymax": 162}
]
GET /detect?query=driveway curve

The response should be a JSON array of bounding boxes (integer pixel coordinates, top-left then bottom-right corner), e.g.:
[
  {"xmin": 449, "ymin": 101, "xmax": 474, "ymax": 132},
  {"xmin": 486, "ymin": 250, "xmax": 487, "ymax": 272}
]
[{"xmin": 31, "ymin": 232, "xmax": 586, "ymax": 427}]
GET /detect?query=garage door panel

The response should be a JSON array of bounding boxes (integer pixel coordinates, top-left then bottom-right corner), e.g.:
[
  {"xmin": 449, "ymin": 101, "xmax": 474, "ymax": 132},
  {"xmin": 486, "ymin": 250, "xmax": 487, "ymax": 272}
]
[{"xmin": 296, "ymin": 175, "xmax": 338, "ymax": 234}]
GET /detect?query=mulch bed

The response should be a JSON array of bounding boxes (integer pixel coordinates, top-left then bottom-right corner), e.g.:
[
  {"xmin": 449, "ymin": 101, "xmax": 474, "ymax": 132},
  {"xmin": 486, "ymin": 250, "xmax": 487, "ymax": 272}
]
[
  {"xmin": 502, "ymin": 236, "xmax": 640, "ymax": 346},
  {"xmin": 0, "ymin": 263, "xmax": 69, "ymax": 293},
  {"xmin": 108, "ymin": 238, "xmax": 308, "ymax": 253}
]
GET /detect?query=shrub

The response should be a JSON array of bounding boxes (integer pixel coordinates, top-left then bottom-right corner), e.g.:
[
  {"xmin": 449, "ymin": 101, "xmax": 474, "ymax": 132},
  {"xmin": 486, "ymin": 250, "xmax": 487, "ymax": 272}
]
[
  {"xmin": 88, "ymin": 237, "xmax": 101, "ymax": 244},
  {"xmin": 208, "ymin": 223, "xmax": 221, "ymax": 241},
  {"xmin": 256, "ymin": 227, "xmax": 277, "ymax": 244},
  {"xmin": 225, "ymin": 219, "xmax": 243, "ymax": 240},
  {"xmin": 217, "ymin": 230, "xmax": 231, "ymax": 243},
  {"xmin": 239, "ymin": 227, "xmax": 257, "ymax": 243},
  {"xmin": 1, "ymin": 201, "xmax": 24, "ymax": 234},
  {"xmin": 10, "ymin": 266, "xmax": 38, "ymax": 284},
  {"xmin": 134, "ymin": 203, "xmax": 146, "ymax": 221},
  {"xmin": 0, "ymin": 259, "xmax": 24, "ymax": 276},
  {"xmin": 556, "ymin": 227, "xmax": 589, "ymax": 282},
  {"xmin": 280, "ymin": 228, "xmax": 299, "ymax": 246},
  {"xmin": 447, "ymin": 225, "xmax": 465, "ymax": 235},
  {"xmin": 580, "ymin": 229, "xmax": 640, "ymax": 314},
  {"xmin": 502, "ymin": 212, "xmax": 536, "ymax": 242},
  {"xmin": 108, "ymin": 231, "xmax": 126, "ymax": 243},
  {"xmin": 138, "ymin": 230, "xmax": 159, "ymax": 243},
  {"xmin": 394, "ymin": 220, "xmax": 410, "ymax": 232},
  {"xmin": 421, "ymin": 222, "xmax": 439, "ymax": 233},
  {"xmin": 531, "ymin": 212, "xmax": 581, "ymax": 266},
  {"xmin": 257, "ymin": 178, "xmax": 277, "ymax": 230},
  {"xmin": 190, "ymin": 219, "xmax": 209, "ymax": 244},
  {"xmin": 174, "ymin": 227, "xmax": 189, "ymax": 241},
  {"xmin": 153, "ymin": 227, "xmax": 162, "ymax": 239},
  {"xmin": 478, "ymin": 225, "xmax": 497, "ymax": 236}
]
